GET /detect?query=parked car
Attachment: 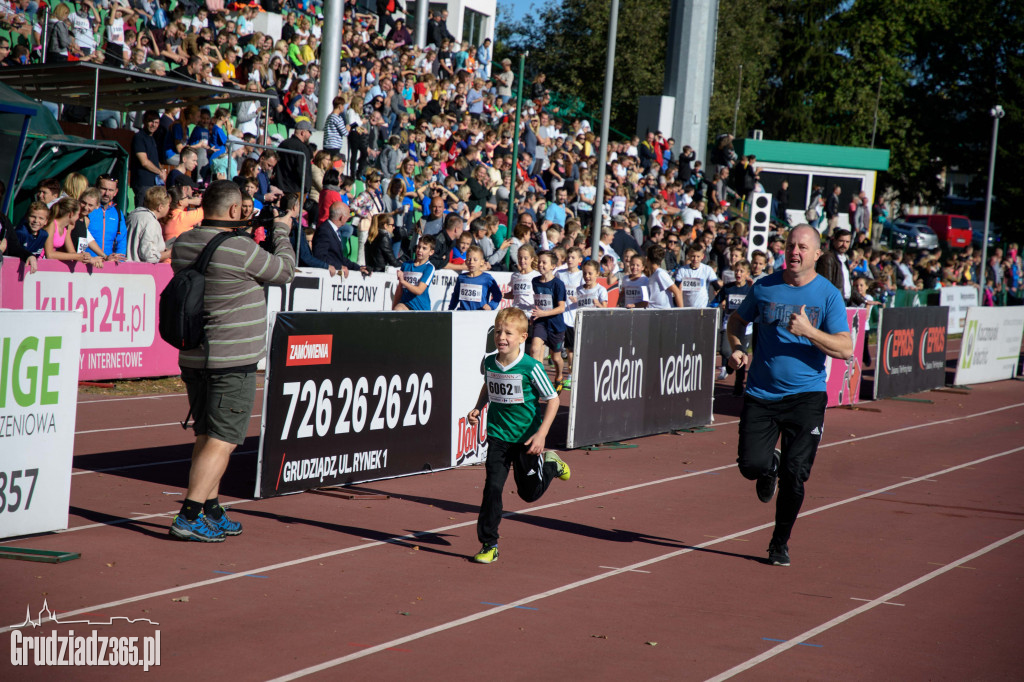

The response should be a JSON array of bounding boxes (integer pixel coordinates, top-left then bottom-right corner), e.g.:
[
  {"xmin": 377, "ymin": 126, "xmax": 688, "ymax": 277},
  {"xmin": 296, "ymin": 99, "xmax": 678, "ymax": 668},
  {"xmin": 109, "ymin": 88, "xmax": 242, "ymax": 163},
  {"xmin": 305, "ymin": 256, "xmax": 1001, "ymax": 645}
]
[
  {"xmin": 902, "ymin": 214, "xmax": 972, "ymax": 249},
  {"xmin": 972, "ymin": 222, "xmax": 1001, "ymax": 249},
  {"xmin": 881, "ymin": 221, "xmax": 940, "ymax": 250}
]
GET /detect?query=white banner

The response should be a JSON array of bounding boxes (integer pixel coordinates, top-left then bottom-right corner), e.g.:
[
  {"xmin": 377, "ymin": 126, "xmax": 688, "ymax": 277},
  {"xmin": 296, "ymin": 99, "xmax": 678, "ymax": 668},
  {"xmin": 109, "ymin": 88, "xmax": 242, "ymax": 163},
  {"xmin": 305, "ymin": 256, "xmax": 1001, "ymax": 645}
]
[
  {"xmin": 954, "ymin": 307, "xmax": 1024, "ymax": 385},
  {"xmin": 939, "ymin": 286, "xmax": 980, "ymax": 335},
  {"xmin": 0, "ymin": 312, "xmax": 81, "ymax": 538},
  {"xmin": 450, "ymin": 312, "xmax": 499, "ymax": 467}
]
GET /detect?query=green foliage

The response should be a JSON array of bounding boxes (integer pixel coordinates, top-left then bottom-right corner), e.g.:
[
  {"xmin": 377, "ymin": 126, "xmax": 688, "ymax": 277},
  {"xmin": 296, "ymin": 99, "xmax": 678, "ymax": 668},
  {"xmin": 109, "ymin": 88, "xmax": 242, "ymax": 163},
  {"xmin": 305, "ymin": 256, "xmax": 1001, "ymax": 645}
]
[
  {"xmin": 497, "ymin": 0, "xmax": 669, "ymax": 137},
  {"xmin": 499, "ymin": 0, "xmax": 1023, "ymax": 234}
]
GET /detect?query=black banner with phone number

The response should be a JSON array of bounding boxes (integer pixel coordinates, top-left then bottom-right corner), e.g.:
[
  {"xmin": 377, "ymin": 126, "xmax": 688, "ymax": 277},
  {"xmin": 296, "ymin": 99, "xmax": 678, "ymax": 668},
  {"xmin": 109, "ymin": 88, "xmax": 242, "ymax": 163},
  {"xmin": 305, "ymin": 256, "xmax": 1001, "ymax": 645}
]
[{"xmin": 257, "ymin": 312, "xmax": 453, "ymax": 497}]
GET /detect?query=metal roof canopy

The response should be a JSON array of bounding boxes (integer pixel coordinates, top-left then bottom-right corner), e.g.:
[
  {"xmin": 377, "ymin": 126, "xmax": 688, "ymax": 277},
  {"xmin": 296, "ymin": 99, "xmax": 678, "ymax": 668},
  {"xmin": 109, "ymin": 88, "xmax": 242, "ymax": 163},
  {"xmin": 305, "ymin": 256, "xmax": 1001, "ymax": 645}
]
[
  {"xmin": 737, "ymin": 139, "xmax": 890, "ymax": 172},
  {"xmin": 0, "ymin": 63, "xmax": 273, "ymax": 140}
]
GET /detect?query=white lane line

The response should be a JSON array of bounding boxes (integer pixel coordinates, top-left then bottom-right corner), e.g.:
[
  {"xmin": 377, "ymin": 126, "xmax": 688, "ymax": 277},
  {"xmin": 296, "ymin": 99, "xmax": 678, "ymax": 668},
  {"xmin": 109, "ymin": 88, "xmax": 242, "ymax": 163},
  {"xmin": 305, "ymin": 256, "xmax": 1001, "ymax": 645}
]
[
  {"xmin": 819, "ymin": 401, "xmax": 1024, "ymax": 449},
  {"xmin": 71, "ymin": 450, "xmax": 258, "ymax": 477},
  {"xmin": 78, "ymin": 394, "xmax": 187, "ymax": 403},
  {"xmin": 52, "ymin": 399, "xmax": 1024, "ymax": 536},
  {"xmin": 706, "ymin": 528, "xmax": 1024, "ymax": 681},
  {"xmin": 265, "ymin": 447, "xmax": 1024, "ymax": 681},
  {"xmin": 76, "ymin": 414, "xmax": 261, "ymax": 435},
  {"xmin": 849, "ymin": 597, "xmax": 903, "ymax": 606},
  {"xmin": 77, "ymin": 387, "xmax": 264, "ymax": 405},
  {"xmin": 7, "ymin": 438, "xmax": 1017, "ymax": 662},
  {"xmin": 599, "ymin": 566, "xmax": 651, "ymax": 573}
]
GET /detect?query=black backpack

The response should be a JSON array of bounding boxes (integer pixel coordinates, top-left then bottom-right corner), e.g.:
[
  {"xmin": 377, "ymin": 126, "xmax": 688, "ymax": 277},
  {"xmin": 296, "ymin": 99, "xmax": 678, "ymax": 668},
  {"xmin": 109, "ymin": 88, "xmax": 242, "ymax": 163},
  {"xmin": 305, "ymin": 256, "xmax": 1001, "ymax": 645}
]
[{"xmin": 159, "ymin": 231, "xmax": 237, "ymax": 350}]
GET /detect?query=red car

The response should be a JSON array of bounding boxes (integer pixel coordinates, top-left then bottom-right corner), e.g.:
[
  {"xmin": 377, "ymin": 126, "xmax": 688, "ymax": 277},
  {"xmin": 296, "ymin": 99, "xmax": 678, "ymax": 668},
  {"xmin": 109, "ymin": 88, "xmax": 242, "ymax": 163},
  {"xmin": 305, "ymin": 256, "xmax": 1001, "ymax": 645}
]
[{"xmin": 902, "ymin": 214, "xmax": 973, "ymax": 249}]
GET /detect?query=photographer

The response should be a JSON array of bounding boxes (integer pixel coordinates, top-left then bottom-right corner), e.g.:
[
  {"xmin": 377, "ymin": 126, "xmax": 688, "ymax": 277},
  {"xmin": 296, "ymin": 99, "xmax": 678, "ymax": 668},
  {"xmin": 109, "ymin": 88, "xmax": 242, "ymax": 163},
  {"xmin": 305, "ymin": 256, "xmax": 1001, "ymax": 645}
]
[{"xmin": 168, "ymin": 181, "xmax": 296, "ymax": 542}]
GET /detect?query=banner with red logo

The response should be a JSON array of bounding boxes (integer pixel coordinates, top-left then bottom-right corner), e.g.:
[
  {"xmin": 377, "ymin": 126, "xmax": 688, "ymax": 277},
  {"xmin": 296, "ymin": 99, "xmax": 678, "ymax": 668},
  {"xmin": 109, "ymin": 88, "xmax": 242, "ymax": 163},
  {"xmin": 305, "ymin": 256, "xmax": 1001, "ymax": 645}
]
[
  {"xmin": 874, "ymin": 306, "xmax": 949, "ymax": 400},
  {"xmin": 256, "ymin": 312, "xmax": 453, "ymax": 497},
  {"xmin": 450, "ymin": 312, "xmax": 499, "ymax": 467},
  {"xmin": 825, "ymin": 308, "xmax": 869, "ymax": 407}
]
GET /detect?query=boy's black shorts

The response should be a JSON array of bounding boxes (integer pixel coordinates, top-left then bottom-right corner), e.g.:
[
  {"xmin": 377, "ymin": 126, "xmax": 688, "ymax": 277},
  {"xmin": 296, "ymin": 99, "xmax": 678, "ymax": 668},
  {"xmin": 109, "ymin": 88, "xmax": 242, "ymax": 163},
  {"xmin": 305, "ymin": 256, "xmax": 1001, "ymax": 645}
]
[
  {"xmin": 564, "ymin": 326, "xmax": 576, "ymax": 351},
  {"xmin": 529, "ymin": 318, "xmax": 565, "ymax": 352}
]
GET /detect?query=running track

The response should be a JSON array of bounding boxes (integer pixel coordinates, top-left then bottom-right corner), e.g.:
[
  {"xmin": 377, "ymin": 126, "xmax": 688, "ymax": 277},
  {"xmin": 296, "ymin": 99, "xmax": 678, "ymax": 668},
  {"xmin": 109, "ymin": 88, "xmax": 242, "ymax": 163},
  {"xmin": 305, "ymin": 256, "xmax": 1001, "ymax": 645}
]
[{"xmin": 2, "ymin": 354, "xmax": 1022, "ymax": 680}]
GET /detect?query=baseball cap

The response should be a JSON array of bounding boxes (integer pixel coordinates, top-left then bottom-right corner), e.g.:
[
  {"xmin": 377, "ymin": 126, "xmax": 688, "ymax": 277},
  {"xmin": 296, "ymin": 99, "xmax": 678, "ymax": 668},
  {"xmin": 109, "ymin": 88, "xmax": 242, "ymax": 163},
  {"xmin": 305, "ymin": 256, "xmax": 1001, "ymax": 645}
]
[{"xmin": 295, "ymin": 120, "xmax": 314, "ymax": 132}]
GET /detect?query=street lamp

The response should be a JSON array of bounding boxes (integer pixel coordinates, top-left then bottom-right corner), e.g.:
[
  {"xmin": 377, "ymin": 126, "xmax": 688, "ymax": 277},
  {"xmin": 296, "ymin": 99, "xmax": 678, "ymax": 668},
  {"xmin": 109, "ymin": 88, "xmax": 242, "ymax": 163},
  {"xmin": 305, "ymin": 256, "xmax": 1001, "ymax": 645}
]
[{"xmin": 980, "ymin": 104, "xmax": 1004, "ymax": 300}]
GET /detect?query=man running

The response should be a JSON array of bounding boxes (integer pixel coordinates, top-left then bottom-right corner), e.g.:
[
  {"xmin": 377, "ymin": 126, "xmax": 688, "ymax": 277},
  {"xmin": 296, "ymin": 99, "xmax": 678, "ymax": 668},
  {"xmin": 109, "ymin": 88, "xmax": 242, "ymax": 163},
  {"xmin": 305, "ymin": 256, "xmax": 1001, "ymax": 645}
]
[{"xmin": 726, "ymin": 225, "xmax": 852, "ymax": 566}]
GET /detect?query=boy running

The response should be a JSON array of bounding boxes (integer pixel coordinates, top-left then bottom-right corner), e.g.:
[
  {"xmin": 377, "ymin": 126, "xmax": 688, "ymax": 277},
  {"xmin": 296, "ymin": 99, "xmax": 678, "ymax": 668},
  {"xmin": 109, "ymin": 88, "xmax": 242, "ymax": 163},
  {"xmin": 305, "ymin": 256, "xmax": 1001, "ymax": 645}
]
[
  {"xmin": 556, "ymin": 246, "xmax": 584, "ymax": 389},
  {"xmin": 714, "ymin": 258, "xmax": 753, "ymax": 391},
  {"xmin": 528, "ymin": 250, "xmax": 567, "ymax": 385},
  {"xmin": 394, "ymin": 235, "xmax": 436, "ymax": 310},
  {"xmin": 467, "ymin": 308, "xmax": 570, "ymax": 564}
]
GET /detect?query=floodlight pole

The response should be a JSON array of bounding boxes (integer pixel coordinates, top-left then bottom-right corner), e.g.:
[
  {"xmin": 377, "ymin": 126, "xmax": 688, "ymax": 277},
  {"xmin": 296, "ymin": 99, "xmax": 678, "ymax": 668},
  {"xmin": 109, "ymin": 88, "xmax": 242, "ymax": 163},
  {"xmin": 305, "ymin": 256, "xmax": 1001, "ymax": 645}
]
[
  {"xmin": 506, "ymin": 52, "xmax": 527, "ymax": 231},
  {"xmin": 980, "ymin": 104, "xmax": 1004, "ymax": 299},
  {"xmin": 590, "ymin": 0, "xmax": 620, "ymax": 263}
]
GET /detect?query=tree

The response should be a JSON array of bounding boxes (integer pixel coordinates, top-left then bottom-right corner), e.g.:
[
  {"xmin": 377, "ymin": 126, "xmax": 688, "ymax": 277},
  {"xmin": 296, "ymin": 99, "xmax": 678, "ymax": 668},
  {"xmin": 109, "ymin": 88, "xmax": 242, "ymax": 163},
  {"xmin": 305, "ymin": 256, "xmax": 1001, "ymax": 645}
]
[{"xmin": 496, "ymin": 0, "xmax": 670, "ymax": 137}]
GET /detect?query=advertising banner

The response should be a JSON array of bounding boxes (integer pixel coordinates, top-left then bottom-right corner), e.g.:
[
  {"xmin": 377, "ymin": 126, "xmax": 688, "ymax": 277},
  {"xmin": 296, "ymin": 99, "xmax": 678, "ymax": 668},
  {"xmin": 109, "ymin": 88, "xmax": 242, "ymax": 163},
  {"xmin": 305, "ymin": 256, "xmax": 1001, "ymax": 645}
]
[
  {"xmin": 954, "ymin": 307, "xmax": 1024, "ymax": 385},
  {"xmin": 874, "ymin": 306, "xmax": 949, "ymax": 400},
  {"xmin": 256, "ymin": 312, "xmax": 454, "ymax": 497},
  {"xmin": 450, "ymin": 312, "xmax": 499, "ymax": 467},
  {"xmin": 825, "ymin": 308, "xmax": 869, "ymax": 407},
  {"xmin": 0, "ymin": 312, "xmax": 81, "ymax": 538},
  {"xmin": 939, "ymin": 286, "xmax": 980, "ymax": 335},
  {"xmin": 567, "ymin": 308, "xmax": 717, "ymax": 449},
  {"xmin": 1, "ymin": 259, "xmax": 178, "ymax": 381}
]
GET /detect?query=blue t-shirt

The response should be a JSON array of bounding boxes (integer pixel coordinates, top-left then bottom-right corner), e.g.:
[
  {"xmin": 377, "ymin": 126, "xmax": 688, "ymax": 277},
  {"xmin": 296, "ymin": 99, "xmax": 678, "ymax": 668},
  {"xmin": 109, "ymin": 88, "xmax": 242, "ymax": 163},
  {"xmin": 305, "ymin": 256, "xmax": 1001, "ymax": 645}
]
[
  {"xmin": 544, "ymin": 202, "xmax": 567, "ymax": 227},
  {"xmin": 87, "ymin": 204, "xmax": 127, "ymax": 257},
  {"xmin": 532, "ymin": 276, "xmax": 567, "ymax": 332},
  {"xmin": 15, "ymin": 225, "xmax": 48, "ymax": 256},
  {"xmin": 448, "ymin": 271, "xmax": 502, "ymax": 311},
  {"xmin": 735, "ymin": 271, "xmax": 849, "ymax": 400},
  {"xmin": 400, "ymin": 261, "xmax": 435, "ymax": 310}
]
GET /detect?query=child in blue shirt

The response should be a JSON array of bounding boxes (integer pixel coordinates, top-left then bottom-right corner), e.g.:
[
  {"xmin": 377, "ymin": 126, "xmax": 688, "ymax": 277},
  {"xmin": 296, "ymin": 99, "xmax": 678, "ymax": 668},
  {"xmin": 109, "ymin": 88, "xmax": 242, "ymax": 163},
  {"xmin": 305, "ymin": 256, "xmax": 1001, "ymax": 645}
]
[
  {"xmin": 16, "ymin": 202, "xmax": 51, "ymax": 257},
  {"xmin": 529, "ymin": 250, "xmax": 568, "ymax": 387},
  {"xmin": 394, "ymin": 235, "xmax": 436, "ymax": 311},
  {"xmin": 448, "ymin": 245, "xmax": 502, "ymax": 311}
]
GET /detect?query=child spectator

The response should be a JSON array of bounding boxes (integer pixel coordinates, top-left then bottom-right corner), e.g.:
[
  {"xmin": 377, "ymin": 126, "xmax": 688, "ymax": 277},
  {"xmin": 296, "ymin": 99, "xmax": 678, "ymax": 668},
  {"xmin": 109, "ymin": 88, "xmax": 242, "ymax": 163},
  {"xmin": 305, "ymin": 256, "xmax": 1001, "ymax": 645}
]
[
  {"xmin": 505, "ymin": 243, "xmax": 539, "ymax": 312},
  {"xmin": 675, "ymin": 245, "xmax": 720, "ymax": 307},
  {"xmin": 448, "ymin": 230, "xmax": 473, "ymax": 267},
  {"xmin": 714, "ymin": 258, "xmax": 753, "ymax": 391},
  {"xmin": 575, "ymin": 260, "xmax": 609, "ymax": 310},
  {"xmin": 750, "ymin": 250, "xmax": 769, "ymax": 281},
  {"xmin": 556, "ymin": 246, "xmax": 584, "ymax": 389},
  {"xmin": 620, "ymin": 254, "xmax": 650, "ymax": 309},
  {"xmin": 16, "ymin": 201, "xmax": 50, "ymax": 257},
  {"xmin": 393, "ymin": 235, "xmax": 435, "ymax": 310},
  {"xmin": 466, "ymin": 307, "xmax": 570, "ymax": 564},
  {"xmin": 528, "ymin": 250, "xmax": 567, "ymax": 385},
  {"xmin": 448, "ymin": 245, "xmax": 502, "ymax": 310}
]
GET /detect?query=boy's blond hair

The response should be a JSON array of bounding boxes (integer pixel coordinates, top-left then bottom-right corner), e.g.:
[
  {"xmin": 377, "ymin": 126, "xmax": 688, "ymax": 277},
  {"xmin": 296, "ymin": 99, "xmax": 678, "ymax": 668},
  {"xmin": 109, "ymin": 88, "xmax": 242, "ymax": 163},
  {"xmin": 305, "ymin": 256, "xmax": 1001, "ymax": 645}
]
[{"xmin": 495, "ymin": 307, "xmax": 529, "ymax": 335}]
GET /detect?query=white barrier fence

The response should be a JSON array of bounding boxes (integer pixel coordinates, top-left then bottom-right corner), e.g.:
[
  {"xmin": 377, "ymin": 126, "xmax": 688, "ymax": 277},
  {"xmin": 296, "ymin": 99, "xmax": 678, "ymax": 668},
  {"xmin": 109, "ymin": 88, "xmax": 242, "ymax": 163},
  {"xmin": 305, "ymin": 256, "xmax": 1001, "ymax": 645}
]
[
  {"xmin": 954, "ymin": 307, "xmax": 1024, "ymax": 385},
  {"xmin": 0, "ymin": 312, "xmax": 81, "ymax": 539}
]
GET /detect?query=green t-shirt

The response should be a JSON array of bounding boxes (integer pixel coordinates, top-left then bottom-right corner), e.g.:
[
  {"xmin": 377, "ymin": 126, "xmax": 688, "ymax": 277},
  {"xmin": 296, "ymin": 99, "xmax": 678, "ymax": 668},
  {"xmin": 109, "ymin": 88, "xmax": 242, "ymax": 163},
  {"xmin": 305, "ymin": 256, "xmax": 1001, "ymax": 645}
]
[{"xmin": 484, "ymin": 350, "xmax": 558, "ymax": 444}]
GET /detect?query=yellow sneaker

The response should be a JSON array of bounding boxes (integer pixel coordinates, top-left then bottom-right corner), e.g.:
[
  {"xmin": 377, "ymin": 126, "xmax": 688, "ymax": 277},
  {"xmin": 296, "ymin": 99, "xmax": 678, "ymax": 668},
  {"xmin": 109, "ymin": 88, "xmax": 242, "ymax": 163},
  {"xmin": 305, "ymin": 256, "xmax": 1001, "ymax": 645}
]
[
  {"xmin": 544, "ymin": 451, "xmax": 571, "ymax": 481},
  {"xmin": 472, "ymin": 544, "xmax": 499, "ymax": 564}
]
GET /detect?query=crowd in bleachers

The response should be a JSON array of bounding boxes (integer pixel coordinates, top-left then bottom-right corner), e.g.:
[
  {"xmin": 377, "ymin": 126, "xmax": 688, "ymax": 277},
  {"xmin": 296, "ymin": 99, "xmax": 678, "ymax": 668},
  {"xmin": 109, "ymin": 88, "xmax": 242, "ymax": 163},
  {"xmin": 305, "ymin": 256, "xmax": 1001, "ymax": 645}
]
[{"xmin": 2, "ymin": 0, "xmax": 1021, "ymax": 316}]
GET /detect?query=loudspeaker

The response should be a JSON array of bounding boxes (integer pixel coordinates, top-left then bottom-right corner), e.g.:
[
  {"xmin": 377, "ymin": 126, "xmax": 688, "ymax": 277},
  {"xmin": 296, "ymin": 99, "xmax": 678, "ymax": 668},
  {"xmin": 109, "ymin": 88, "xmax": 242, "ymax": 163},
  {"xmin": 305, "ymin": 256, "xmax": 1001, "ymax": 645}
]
[{"xmin": 747, "ymin": 192, "xmax": 772, "ymax": 263}]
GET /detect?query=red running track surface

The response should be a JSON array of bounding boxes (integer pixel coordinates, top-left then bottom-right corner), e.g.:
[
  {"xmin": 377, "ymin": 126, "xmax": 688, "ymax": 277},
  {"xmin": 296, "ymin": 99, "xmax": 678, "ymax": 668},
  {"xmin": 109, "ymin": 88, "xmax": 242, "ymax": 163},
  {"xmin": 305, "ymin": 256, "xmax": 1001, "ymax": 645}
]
[{"xmin": 1, "ymin": 367, "xmax": 1022, "ymax": 681}]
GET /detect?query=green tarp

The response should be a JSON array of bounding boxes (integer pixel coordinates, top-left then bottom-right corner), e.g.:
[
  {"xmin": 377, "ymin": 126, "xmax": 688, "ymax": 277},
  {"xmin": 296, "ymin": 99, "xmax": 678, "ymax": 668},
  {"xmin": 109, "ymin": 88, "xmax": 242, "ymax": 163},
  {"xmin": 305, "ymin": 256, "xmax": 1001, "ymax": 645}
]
[{"xmin": 0, "ymin": 82, "xmax": 127, "ymax": 222}]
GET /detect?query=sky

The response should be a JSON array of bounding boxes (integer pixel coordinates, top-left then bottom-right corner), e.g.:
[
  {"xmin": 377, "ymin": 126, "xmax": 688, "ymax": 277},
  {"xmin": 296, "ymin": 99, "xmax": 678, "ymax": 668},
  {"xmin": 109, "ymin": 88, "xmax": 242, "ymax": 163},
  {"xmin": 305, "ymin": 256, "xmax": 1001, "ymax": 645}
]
[{"xmin": 498, "ymin": 0, "xmax": 537, "ymax": 25}]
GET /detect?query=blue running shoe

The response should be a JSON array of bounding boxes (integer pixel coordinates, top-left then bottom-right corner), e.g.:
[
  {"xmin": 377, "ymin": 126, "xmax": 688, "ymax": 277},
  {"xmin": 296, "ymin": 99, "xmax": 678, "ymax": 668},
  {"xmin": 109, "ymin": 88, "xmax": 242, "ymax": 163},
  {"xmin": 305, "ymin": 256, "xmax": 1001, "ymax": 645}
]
[
  {"xmin": 169, "ymin": 513, "xmax": 225, "ymax": 542},
  {"xmin": 205, "ymin": 509, "xmax": 243, "ymax": 536}
]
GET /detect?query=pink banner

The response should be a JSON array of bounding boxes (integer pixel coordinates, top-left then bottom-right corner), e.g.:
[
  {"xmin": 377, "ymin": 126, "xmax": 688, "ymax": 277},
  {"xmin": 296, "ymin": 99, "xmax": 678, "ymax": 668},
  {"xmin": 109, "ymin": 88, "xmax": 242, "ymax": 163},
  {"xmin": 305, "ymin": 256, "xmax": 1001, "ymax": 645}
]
[
  {"xmin": 825, "ymin": 308, "xmax": 869, "ymax": 407},
  {"xmin": 1, "ymin": 259, "xmax": 180, "ymax": 381}
]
